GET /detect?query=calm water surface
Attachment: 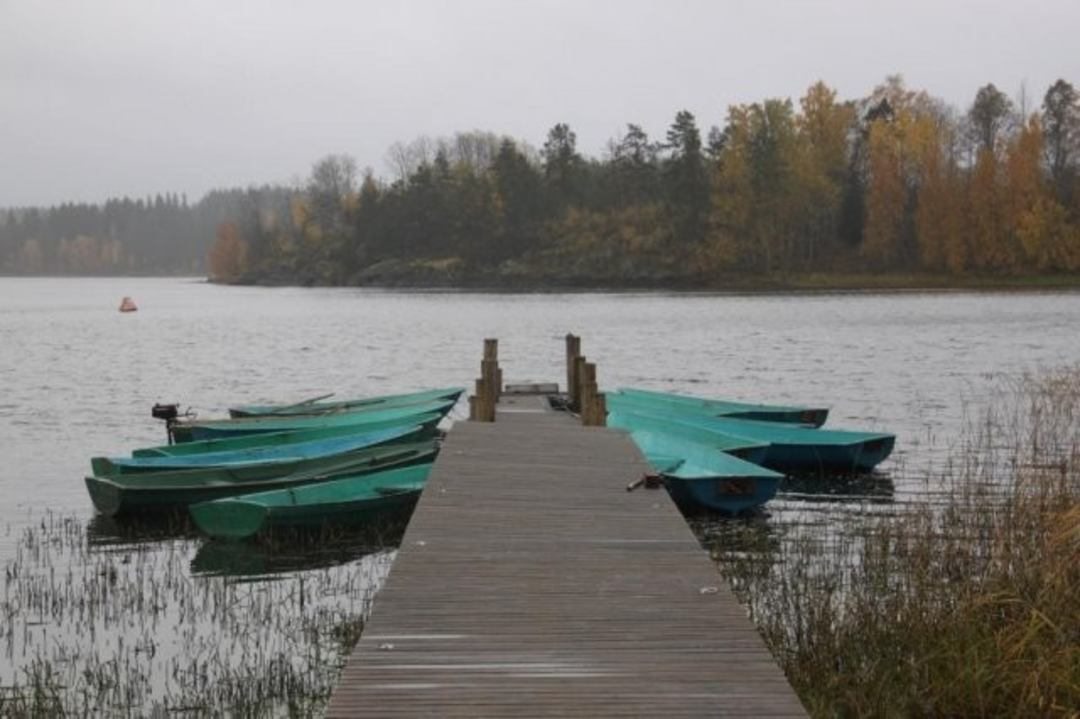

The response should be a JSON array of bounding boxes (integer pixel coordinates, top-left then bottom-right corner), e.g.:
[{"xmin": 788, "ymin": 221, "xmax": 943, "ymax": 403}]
[
  {"xmin": 4, "ymin": 277, "xmax": 1080, "ymax": 521},
  {"xmin": 2, "ymin": 277, "xmax": 1079, "ymax": 710}
]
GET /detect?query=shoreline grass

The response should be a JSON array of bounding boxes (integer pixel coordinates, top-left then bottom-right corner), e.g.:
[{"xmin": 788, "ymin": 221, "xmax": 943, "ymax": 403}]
[{"xmin": 712, "ymin": 369, "xmax": 1080, "ymax": 717}]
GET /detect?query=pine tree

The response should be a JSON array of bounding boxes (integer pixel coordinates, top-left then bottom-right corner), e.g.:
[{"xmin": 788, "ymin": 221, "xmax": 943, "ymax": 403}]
[{"xmin": 664, "ymin": 110, "xmax": 708, "ymax": 245}]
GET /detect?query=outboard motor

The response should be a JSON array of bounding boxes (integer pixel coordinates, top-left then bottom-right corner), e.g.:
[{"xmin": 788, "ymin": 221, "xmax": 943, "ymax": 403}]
[
  {"xmin": 152, "ymin": 403, "xmax": 181, "ymax": 444},
  {"xmin": 151, "ymin": 403, "xmax": 179, "ymax": 422}
]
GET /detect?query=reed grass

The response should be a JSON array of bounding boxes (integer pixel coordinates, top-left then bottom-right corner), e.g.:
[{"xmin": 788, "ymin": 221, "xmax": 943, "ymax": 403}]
[
  {"xmin": 1, "ymin": 515, "xmax": 402, "ymax": 717},
  {"xmin": 712, "ymin": 369, "xmax": 1080, "ymax": 717}
]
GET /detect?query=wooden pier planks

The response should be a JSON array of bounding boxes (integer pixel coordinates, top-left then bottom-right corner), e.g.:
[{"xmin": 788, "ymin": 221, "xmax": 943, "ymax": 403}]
[{"xmin": 329, "ymin": 396, "xmax": 806, "ymax": 717}]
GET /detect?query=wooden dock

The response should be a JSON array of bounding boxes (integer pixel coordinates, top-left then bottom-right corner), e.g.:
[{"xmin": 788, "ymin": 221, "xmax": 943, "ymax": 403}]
[{"xmin": 328, "ymin": 394, "xmax": 806, "ymax": 717}]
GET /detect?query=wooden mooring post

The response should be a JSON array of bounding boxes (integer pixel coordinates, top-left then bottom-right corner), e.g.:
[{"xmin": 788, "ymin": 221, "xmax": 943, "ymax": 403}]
[
  {"xmin": 587, "ymin": 391, "xmax": 607, "ymax": 426},
  {"xmin": 573, "ymin": 355, "xmax": 586, "ymax": 412},
  {"xmin": 565, "ymin": 333, "xmax": 581, "ymax": 408},
  {"xmin": 580, "ymin": 361, "xmax": 606, "ymax": 427},
  {"xmin": 469, "ymin": 338, "xmax": 501, "ymax": 422},
  {"xmin": 565, "ymin": 334, "xmax": 606, "ymax": 427}
]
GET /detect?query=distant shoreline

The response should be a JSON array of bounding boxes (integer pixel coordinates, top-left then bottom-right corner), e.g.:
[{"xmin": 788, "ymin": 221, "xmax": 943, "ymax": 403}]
[
  {"xmin": 6, "ymin": 272, "xmax": 1080, "ymax": 294},
  {"xmin": 230, "ymin": 272, "xmax": 1080, "ymax": 294}
]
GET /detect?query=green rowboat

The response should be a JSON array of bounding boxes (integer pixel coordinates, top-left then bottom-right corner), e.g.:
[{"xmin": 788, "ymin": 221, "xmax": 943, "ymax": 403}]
[
  {"xmin": 228, "ymin": 387, "xmax": 464, "ymax": 418},
  {"xmin": 171, "ymin": 399, "xmax": 457, "ymax": 443},
  {"xmin": 613, "ymin": 388, "xmax": 829, "ymax": 427},
  {"xmin": 94, "ymin": 425, "xmax": 424, "ymax": 477},
  {"xmin": 133, "ymin": 412, "xmax": 442, "ymax": 457},
  {"xmin": 85, "ymin": 440, "xmax": 437, "ymax": 516},
  {"xmin": 190, "ymin": 463, "xmax": 433, "ymax": 540}
]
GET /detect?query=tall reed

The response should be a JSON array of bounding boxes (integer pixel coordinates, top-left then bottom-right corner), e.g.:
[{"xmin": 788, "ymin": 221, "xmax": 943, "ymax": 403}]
[
  {"xmin": 1, "ymin": 518, "xmax": 400, "ymax": 717},
  {"xmin": 715, "ymin": 369, "xmax": 1080, "ymax": 717}
]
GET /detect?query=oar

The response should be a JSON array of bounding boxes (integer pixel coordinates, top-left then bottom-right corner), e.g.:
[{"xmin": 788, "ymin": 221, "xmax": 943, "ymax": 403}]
[
  {"xmin": 275, "ymin": 392, "xmax": 335, "ymax": 411},
  {"xmin": 626, "ymin": 473, "xmax": 665, "ymax": 492}
]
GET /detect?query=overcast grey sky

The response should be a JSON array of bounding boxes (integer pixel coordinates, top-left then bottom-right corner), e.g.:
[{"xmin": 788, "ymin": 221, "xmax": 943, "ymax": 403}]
[{"xmin": 2, "ymin": 0, "xmax": 1078, "ymax": 207}]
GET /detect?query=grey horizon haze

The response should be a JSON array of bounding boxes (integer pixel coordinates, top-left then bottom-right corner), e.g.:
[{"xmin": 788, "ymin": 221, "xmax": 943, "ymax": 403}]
[{"xmin": 2, "ymin": 0, "xmax": 1078, "ymax": 208}]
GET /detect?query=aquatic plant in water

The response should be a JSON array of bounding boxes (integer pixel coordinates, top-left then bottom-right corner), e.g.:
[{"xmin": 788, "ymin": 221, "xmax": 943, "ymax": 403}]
[{"xmin": 1, "ymin": 515, "xmax": 401, "ymax": 716}]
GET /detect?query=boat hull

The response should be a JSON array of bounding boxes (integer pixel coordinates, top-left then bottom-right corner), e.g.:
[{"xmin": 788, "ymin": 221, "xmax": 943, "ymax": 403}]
[
  {"xmin": 171, "ymin": 399, "xmax": 455, "ymax": 443},
  {"xmin": 762, "ymin": 435, "xmax": 895, "ymax": 473},
  {"xmin": 608, "ymin": 411, "xmax": 770, "ymax": 464},
  {"xmin": 136, "ymin": 413, "xmax": 441, "ymax": 457},
  {"xmin": 95, "ymin": 425, "xmax": 425, "ymax": 477},
  {"xmin": 228, "ymin": 387, "xmax": 463, "ymax": 418},
  {"xmin": 663, "ymin": 474, "xmax": 781, "ymax": 514},
  {"xmin": 617, "ymin": 408, "xmax": 895, "ymax": 474},
  {"xmin": 613, "ymin": 388, "xmax": 829, "ymax": 427},
  {"xmin": 625, "ymin": 430, "xmax": 783, "ymax": 514},
  {"xmin": 190, "ymin": 465, "xmax": 432, "ymax": 540},
  {"xmin": 85, "ymin": 441, "xmax": 436, "ymax": 516}
]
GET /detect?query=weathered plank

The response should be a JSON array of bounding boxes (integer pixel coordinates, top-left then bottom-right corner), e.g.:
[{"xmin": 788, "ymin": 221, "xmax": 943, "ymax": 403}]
[{"xmin": 329, "ymin": 394, "xmax": 806, "ymax": 717}]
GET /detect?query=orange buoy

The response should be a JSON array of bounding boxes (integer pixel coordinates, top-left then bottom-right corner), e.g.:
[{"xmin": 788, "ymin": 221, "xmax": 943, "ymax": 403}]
[{"xmin": 119, "ymin": 296, "xmax": 138, "ymax": 312}]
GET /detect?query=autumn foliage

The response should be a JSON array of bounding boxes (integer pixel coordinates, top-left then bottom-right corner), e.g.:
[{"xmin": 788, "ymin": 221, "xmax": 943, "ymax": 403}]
[
  {"xmin": 207, "ymin": 221, "xmax": 248, "ymax": 282},
  {"xmin": 6, "ymin": 76, "xmax": 1080, "ymax": 286},
  {"xmin": 202, "ymin": 76, "xmax": 1078, "ymax": 286}
]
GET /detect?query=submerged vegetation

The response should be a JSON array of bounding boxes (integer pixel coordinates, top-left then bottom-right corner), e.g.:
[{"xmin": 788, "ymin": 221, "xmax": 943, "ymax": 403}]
[
  {"xmin": 708, "ymin": 369, "xmax": 1080, "ymax": 717},
  {"xmin": 0, "ymin": 518, "xmax": 402, "ymax": 717},
  {"xmin": 4, "ymin": 76, "xmax": 1080, "ymax": 289}
]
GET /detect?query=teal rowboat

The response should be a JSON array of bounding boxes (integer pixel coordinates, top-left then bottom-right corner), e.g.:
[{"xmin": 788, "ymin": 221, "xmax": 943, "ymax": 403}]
[
  {"xmin": 228, "ymin": 387, "xmax": 464, "ymax": 418},
  {"xmin": 615, "ymin": 407, "xmax": 895, "ymax": 473},
  {"xmin": 171, "ymin": 399, "xmax": 457, "ymax": 443},
  {"xmin": 613, "ymin": 388, "xmax": 829, "ymax": 427},
  {"xmin": 627, "ymin": 430, "xmax": 782, "ymax": 514},
  {"xmin": 190, "ymin": 463, "xmax": 433, "ymax": 540},
  {"xmin": 607, "ymin": 411, "xmax": 771, "ymax": 465},
  {"xmin": 85, "ymin": 440, "xmax": 437, "ymax": 516},
  {"xmin": 93, "ymin": 425, "xmax": 424, "ymax": 477},
  {"xmin": 133, "ymin": 412, "xmax": 442, "ymax": 458}
]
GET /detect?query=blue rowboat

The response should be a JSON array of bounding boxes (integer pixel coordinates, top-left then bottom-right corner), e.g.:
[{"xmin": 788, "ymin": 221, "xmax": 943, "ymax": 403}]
[
  {"xmin": 612, "ymin": 388, "xmax": 829, "ymax": 427},
  {"xmin": 626, "ymin": 430, "xmax": 782, "ymax": 514},
  {"xmin": 190, "ymin": 463, "xmax": 433, "ymax": 540},
  {"xmin": 228, "ymin": 387, "xmax": 464, "ymax": 418},
  {"xmin": 171, "ymin": 398, "xmax": 457, "ymax": 443},
  {"xmin": 93, "ymin": 425, "xmax": 425, "ymax": 477}
]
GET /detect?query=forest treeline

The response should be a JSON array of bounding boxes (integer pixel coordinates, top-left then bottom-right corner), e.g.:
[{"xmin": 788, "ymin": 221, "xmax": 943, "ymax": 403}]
[
  {"xmin": 5, "ymin": 76, "xmax": 1080, "ymax": 287},
  {"xmin": 0, "ymin": 190, "xmax": 281, "ymax": 276}
]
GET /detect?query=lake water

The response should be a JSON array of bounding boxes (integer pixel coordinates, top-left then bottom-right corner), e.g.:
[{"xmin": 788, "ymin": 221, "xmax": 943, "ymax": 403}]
[{"xmin": 2, "ymin": 276, "xmax": 1080, "ymax": 712}]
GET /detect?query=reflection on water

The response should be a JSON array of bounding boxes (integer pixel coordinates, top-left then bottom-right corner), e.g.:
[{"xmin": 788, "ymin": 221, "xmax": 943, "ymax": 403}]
[
  {"xmin": 679, "ymin": 470, "xmax": 895, "ymax": 559},
  {"xmin": 690, "ymin": 513, "xmax": 782, "ymax": 559},
  {"xmin": 86, "ymin": 510, "xmax": 199, "ymax": 547},
  {"xmin": 191, "ymin": 524, "xmax": 407, "ymax": 579},
  {"xmin": 779, "ymin": 471, "xmax": 896, "ymax": 504}
]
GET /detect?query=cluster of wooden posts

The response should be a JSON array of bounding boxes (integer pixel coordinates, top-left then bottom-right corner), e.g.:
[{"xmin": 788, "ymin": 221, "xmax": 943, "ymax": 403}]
[
  {"xmin": 565, "ymin": 333, "xmax": 607, "ymax": 427},
  {"xmin": 468, "ymin": 338, "xmax": 502, "ymax": 422},
  {"xmin": 466, "ymin": 334, "xmax": 605, "ymax": 426}
]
